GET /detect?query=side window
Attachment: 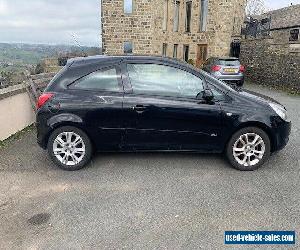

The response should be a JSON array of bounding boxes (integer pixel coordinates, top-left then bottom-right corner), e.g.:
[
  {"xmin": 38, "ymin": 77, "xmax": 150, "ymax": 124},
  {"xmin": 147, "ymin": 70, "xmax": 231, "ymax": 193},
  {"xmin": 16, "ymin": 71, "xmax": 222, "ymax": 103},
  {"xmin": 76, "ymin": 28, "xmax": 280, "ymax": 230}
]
[
  {"xmin": 71, "ymin": 67, "xmax": 120, "ymax": 91},
  {"xmin": 127, "ymin": 63, "xmax": 204, "ymax": 98},
  {"xmin": 209, "ymin": 84, "xmax": 226, "ymax": 101}
]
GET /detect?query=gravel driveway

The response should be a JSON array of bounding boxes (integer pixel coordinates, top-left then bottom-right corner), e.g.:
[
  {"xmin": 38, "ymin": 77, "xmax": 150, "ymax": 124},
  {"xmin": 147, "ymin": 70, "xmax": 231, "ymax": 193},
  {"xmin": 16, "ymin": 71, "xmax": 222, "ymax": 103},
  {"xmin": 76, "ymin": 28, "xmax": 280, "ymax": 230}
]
[{"xmin": 0, "ymin": 83, "xmax": 299, "ymax": 249}]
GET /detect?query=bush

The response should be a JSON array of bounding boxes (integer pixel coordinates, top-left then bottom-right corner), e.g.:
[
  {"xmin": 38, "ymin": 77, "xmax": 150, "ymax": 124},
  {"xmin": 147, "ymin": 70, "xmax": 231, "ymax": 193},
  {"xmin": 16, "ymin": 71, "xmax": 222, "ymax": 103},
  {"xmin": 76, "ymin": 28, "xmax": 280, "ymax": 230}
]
[
  {"xmin": 187, "ymin": 59, "xmax": 195, "ymax": 66},
  {"xmin": 35, "ymin": 63, "xmax": 45, "ymax": 74}
]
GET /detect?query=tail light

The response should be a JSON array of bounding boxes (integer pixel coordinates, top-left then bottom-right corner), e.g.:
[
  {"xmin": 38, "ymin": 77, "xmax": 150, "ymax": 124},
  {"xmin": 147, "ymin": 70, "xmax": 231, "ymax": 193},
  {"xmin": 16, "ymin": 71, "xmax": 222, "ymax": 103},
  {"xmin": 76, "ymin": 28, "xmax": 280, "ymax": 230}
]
[
  {"xmin": 239, "ymin": 65, "xmax": 245, "ymax": 73},
  {"xmin": 37, "ymin": 93, "xmax": 54, "ymax": 109},
  {"xmin": 211, "ymin": 65, "xmax": 221, "ymax": 72}
]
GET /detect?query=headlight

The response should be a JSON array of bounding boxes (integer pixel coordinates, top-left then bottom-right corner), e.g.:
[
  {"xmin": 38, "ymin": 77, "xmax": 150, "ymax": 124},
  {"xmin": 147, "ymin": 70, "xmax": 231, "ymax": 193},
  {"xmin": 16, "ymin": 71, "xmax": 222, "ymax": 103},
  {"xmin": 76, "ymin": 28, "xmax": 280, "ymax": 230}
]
[{"xmin": 269, "ymin": 103, "xmax": 288, "ymax": 121}]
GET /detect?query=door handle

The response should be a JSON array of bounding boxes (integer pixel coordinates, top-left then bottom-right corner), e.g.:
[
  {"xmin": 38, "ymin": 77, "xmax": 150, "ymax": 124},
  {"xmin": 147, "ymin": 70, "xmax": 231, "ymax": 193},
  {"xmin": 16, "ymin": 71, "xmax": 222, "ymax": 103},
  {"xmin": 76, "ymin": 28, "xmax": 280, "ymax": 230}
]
[{"xmin": 132, "ymin": 105, "xmax": 147, "ymax": 114}]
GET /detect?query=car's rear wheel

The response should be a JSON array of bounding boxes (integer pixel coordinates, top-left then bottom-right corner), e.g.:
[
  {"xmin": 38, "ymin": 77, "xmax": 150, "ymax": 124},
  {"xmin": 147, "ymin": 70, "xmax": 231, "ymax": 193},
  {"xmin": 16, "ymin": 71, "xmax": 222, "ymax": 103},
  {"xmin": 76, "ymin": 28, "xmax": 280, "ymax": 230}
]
[
  {"xmin": 237, "ymin": 80, "xmax": 244, "ymax": 87},
  {"xmin": 226, "ymin": 127, "xmax": 270, "ymax": 171},
  {"xmin": 47, "ymin": 126, "xmax": 92, "ymax": 171}
]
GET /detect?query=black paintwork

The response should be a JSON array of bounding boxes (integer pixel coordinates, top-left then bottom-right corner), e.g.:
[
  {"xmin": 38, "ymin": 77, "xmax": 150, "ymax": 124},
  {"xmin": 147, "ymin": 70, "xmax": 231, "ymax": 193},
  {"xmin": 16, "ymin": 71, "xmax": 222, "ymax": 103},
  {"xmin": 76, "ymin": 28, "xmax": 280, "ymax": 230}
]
[{"xmin": 36, "ymin": 55, "xmax": 291, "ymax": 154}]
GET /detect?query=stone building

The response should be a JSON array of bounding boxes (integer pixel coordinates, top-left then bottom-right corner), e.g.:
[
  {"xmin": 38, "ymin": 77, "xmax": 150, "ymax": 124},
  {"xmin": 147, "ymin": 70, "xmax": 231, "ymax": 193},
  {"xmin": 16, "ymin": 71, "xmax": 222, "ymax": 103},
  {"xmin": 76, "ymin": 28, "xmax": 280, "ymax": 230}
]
[
  {"xmin": 240, "ymin": 4, "xmax": 300, "ymax": 93},
  {"xmin": 101, "ymin": 0, "xmax": 247, "ymax": 66}
]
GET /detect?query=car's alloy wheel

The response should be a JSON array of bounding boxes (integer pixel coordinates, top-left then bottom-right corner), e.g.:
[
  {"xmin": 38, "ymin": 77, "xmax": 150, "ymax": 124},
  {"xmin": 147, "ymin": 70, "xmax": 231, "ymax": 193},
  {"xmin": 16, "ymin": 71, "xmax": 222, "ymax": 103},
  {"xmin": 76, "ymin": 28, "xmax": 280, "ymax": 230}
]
[
  {"xmin": 48, "ymin": 126, "xmax": 92, "ymax": 171},
  {"xmin": 53, "ymin": 132, "xmax": 86, "ymax": 166},
  {"xmin": 233, "ymin": 133, "xmax": 265, "ymax": 167},
  {"xmin": 226, "ymin": 127, "xmax": 270, "ymax": 171}
]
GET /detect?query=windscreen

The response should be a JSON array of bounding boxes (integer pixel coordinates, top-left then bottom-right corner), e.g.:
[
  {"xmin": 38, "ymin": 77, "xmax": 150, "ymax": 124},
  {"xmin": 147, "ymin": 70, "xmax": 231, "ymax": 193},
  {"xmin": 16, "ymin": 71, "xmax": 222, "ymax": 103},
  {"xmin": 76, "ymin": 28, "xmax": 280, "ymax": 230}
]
[{"xmin": 218, "ymin": 59, "xmax": 240, "ymax": 66}]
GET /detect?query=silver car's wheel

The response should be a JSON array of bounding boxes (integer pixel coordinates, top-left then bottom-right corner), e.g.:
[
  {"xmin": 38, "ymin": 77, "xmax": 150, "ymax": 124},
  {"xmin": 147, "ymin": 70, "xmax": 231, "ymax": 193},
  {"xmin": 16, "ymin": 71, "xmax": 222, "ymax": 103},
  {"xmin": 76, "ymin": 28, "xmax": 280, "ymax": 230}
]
[
  {"xmin": 53, "ymin": 132, "xmax": 86, "ymax": 166},
  {"xmin": 48, "ymin": 126, "xmax": 92, "ymax": 171},
  {"xmin": 233, "ymin": 133, "xmax": 265, "ymax": 167}
]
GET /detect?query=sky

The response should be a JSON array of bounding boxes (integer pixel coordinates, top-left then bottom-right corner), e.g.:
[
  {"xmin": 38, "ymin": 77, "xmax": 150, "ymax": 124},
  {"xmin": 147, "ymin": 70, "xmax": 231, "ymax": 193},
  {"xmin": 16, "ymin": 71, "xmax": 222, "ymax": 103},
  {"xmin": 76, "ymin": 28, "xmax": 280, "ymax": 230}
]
[
  {"xmin": 0, "ymin": 0, "xmax": 299, "ymax": 47},
  {"xmin": 266, "ymin": 0, "xmax": 300, "ymax": 10},
  {"xmin": 0, "ymin": 0, "xmax": 100, "ymax": 47}
]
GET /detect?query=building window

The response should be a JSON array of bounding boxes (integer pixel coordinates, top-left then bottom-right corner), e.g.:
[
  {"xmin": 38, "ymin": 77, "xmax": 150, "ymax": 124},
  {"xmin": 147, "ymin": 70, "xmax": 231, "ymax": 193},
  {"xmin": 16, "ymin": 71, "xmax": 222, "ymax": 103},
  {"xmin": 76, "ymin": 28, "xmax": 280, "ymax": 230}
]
[
  {"xmin": 196, "ymin": 44, "xmax": 208, "ymax": 67},
  {"xmin": 199, "ymin": 0, "xmax": 208, "ymax": 32},
  {"xmin": 289, "ymin": 29, "xmax": 299, "ymax": 42},
  {"xmin": 185, "ymin": 1, "xmax": 192, "ymax": 32},
  {"xmin": 183, "ymin": 45, "xmax": 189, "ymax": 62},
  {"xmin": 173, "ymin": 44, "xmax": 178, "ymax": 58},
  {"xmin": 173, "ymin": 1, "xmax": 180, "ymax": 32},
  {"xmin": 124, "ymin": 0, "xmax": 133, "ymax": 14},
  {"xmin": 124, "ymin": 41, "xmax": 133, "ymax": 54},
  {"xmin": 163, "ymin": 0, "xmax": 168, "ymax": 31},
  {"xmin": 233, "ymin": 17, "xmax": 237, "ymax": 33},
  {"xmin": 162, "ymin": 43, "xmax": 168, "ymax": 56}
]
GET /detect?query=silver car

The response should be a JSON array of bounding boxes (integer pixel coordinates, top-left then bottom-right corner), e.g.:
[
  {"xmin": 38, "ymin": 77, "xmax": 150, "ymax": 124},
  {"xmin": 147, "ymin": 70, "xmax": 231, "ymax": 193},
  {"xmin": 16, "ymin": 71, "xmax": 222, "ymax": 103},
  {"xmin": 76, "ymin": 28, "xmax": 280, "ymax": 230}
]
[{"xmin": 202, "ymin": 57, "xmax": 245, "ymax": 86}]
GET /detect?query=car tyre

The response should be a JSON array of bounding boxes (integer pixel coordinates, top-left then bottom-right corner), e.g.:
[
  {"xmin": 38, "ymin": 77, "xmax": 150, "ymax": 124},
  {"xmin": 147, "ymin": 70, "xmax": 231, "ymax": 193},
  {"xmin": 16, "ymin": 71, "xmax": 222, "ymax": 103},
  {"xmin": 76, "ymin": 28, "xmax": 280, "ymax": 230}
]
[
  {"xmin": 226, "ymin": 127, "xmax": 271, "ymax": 171},
  {"xmin": 237, "ymin": 80, "xmax": 244, "ymax": 87},
  {"xmin": 47, "ymin": 126, "xmax": 92, "ymax": 171}
]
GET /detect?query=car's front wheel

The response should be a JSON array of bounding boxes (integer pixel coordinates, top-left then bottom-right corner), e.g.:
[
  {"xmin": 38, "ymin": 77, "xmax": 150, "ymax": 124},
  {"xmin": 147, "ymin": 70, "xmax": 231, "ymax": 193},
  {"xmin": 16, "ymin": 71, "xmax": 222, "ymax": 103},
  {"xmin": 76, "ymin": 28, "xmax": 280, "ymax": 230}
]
[
  {"xmin": 47, "ymin": 126, "xmax": 92, "ymax": 171},
  {"xmin": 226, "ymin": 127, "xmax": 271, "ymax": 171}
]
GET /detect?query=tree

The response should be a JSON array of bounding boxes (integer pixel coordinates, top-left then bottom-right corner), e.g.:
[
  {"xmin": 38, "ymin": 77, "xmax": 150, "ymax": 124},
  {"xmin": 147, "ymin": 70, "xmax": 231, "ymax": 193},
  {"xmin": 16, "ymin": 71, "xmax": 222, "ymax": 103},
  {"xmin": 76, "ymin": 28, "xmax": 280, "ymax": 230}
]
[
  {"xmin": 35, "ymin": 62, "xmax": 45, "ymax": 74},
  {"xmin": 246, "ymin": 0, "xmax": 268, "ymax": 16}
]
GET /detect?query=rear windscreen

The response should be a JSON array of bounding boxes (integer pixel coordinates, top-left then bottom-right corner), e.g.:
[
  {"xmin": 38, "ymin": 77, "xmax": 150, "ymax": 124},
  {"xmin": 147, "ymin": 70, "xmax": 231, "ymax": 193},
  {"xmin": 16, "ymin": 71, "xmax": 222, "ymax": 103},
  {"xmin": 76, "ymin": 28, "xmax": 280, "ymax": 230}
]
[
  {"xmin": 44, "ymin": 65, "xmax": 68, "ymax": 91},
  {"xmin": 218, "ymin": 60, "xmax": 240, "ymax": 66}
]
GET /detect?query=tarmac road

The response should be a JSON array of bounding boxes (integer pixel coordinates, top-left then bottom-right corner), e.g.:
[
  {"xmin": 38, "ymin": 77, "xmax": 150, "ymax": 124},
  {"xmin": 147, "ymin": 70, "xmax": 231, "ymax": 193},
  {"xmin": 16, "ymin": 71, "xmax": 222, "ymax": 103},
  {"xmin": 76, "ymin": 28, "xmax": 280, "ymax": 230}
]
[{"xmin": 0, "ymin": 83, "xmax": 299, "ymax": 249}]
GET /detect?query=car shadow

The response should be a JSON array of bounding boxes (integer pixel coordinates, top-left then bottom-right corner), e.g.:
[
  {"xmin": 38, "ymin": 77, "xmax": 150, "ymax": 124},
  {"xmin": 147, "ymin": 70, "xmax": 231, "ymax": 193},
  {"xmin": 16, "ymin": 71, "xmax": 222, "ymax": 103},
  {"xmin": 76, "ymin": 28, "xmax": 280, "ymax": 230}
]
[{"xmin": 87, "ymin": 151, "xmax": 232, "ymax": 172}]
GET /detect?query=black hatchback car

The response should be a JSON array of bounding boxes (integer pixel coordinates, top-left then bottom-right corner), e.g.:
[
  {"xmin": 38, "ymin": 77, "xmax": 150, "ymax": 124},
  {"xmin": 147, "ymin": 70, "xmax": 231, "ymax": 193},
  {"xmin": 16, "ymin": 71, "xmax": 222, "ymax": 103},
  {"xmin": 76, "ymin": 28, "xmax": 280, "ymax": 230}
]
[{"xmin": 36, "ymin": 55, "xmax": 291, "ymax": 171}]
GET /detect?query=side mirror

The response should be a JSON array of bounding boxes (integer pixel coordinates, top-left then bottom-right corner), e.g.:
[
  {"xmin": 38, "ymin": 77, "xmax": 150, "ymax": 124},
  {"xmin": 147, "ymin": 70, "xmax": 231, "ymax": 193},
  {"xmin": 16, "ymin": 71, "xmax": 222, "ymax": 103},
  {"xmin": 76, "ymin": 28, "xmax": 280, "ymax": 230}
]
[{"xmin": 197, "ymin": 89, "xmax": 214, "ymax": 102}]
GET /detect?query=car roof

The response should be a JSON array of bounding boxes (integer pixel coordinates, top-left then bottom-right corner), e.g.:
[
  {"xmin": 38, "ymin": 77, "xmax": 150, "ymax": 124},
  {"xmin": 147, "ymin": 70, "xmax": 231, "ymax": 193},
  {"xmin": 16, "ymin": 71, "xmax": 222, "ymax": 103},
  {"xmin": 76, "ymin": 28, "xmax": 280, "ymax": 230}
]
[{"xmin": 67, "ymin": 55, "xmax": 183, "ymax": 68}]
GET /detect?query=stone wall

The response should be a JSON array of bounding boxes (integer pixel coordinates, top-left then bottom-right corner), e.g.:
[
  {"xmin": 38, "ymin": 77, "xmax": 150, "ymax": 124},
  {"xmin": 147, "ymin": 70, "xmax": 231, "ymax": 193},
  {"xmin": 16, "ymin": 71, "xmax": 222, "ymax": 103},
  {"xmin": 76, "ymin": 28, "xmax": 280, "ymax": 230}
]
[
  {"xmin": 240, "ymin": 38, "xmax": 300, "ymax": 93},
  {"xmin": 102, "ymin": 0, "xmax": 247, "ymax": 61},
  {"xmin": 101, "ymin": 0, "xmax": 154, "ymax": 55},
  {"xmin": 151, "ymin": 0, "xmax": 246, "ymax": 59},
  {"xmin": 258, "ymin": 4, "xmax": 300, "ymax": 29},
  {"xmin": 0, "ymin": 72, "xmax": 57, "ymax": 141},
  {"xmin": 42, "ymin": 58, "xmax": 62, "ymax": 73}
]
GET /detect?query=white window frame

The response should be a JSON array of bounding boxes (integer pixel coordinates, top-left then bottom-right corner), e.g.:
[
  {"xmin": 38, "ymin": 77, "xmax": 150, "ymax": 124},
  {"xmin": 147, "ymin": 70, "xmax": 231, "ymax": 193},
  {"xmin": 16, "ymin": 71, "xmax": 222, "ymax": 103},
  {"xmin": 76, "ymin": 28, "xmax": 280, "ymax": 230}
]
[
  {"xmin": 199, "ymin": 0, "xmax": 208, "ymax": 32},
  {"xmin": 163, "ymin": 0, "xmax": 169, "ymax": 31},
  {"xmin": 173, "ymin": 44, "xmax": 178, "ymax": 58},
  {"xmin": 124, "ymin": 0, "xmax": 133, "ymax": 14},
  {"xmin": 162, "ymin": 43, "xmax": 168, "ymax": 56},
  {"xmin": 185, "ymin": 0, "xmax": 192, "ymax": 33},
  {"xmin": 173, "ymin": 1, "xmax": 180, "ymax": 32}
]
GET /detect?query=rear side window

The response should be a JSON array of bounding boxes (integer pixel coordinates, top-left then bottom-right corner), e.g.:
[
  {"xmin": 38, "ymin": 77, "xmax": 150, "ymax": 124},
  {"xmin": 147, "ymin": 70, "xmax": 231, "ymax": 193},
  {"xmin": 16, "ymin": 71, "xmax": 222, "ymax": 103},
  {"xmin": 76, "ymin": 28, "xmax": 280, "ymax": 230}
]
[
  {"xmin": 218, "ymin": 59, "xmax": 240, "ymax": 66},
  {"xmin": 45, "ymin": 65, "xmax": 68, "ymax": 91},
  {"xmin": 70, "ymin": 67, "xmax": 120, "ymax": 91}
]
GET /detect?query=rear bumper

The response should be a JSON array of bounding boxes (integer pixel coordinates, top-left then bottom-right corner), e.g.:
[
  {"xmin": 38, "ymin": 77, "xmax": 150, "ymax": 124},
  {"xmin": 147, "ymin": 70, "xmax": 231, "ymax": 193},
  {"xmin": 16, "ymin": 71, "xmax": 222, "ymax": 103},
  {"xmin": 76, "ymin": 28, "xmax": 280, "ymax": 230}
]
[
  {"xmin": 212, "ymin": 73, "xmax": 244, "ymax": 82},
  {"xmin": 36, "ymin": 112, "xmax": 52, "ymax": 150},
  {"xmin": 37, "ymin": 123, "xmax": 50, "ymax": 149}
]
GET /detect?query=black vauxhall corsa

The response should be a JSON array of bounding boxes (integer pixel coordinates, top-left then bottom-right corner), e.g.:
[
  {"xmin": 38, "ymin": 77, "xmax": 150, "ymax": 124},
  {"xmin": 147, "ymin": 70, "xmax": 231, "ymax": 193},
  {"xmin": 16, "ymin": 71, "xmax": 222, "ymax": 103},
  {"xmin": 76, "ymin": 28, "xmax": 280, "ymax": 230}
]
[{"xmin": 36, "ymin": 55, "xmax": 291, "ymax": 171}]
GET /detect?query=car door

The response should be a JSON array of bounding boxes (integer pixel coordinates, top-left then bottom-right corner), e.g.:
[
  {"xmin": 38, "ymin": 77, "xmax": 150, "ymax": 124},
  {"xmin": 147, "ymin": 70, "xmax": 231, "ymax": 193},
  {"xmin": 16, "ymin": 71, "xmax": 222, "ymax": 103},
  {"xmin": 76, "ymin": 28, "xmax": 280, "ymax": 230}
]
[
  {"xmin": 66, "ymin": 64, "xmax": 124, "ymax": 151},
  {"xmin": 121, "ymin": 60, "xmax": 223, "ymax": 152}
]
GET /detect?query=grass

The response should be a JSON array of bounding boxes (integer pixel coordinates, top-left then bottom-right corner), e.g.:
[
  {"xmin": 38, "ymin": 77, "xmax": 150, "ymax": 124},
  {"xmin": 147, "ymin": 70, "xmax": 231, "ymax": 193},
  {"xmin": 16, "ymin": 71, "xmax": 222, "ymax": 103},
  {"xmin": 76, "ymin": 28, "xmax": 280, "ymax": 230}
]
[{"xmin": 0, "ymin": 124, "xmax": 35, "ymax": 149}]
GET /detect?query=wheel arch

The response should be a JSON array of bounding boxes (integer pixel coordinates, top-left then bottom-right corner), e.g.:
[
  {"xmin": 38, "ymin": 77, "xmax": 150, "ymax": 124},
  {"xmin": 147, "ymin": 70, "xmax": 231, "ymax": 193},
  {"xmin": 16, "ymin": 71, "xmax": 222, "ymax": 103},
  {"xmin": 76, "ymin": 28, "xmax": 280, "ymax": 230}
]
[
  {"xmin": 44, "ymin": 121, "xmax": 96, "ymax": 152},
  {"xmin": 225, "ymin": 121, "xmax": 275, "ymax": 152}
]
